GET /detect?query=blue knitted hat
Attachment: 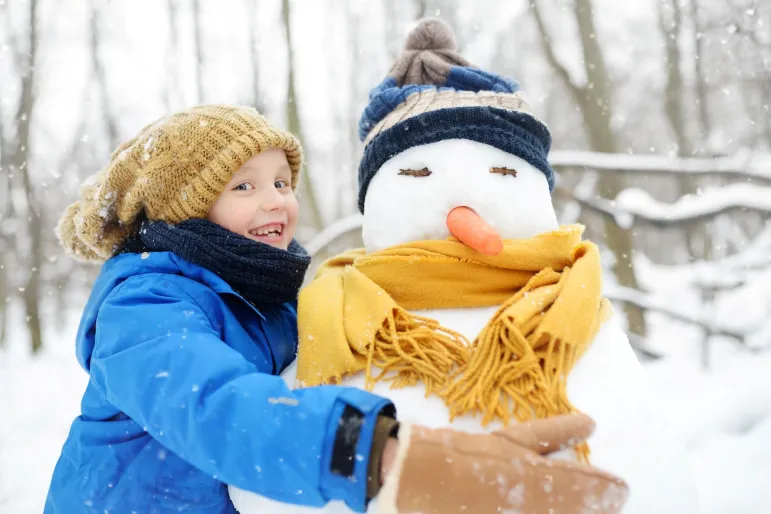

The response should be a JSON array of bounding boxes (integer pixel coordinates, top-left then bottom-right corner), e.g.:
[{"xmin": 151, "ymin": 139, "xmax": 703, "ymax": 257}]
[{"xmin": 357, "ymin": 18, "xmax": 554, "ymax": 213}]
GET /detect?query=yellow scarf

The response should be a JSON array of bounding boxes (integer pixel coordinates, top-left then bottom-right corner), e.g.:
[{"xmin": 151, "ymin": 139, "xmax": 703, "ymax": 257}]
[{"xmin": 296, "ymin": 225, "xmax": 611, "ymax": 460}]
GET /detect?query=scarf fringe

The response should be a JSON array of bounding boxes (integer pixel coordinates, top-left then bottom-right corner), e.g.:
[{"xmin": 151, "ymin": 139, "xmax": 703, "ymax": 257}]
[
  {"xmin": 360, "ymin": 304, "xmax": 591, "ymax": 463},
  {"xmin": 364, "ymin": 307, "xmax": 470, "ymax": 398},
  {"xmin": 443, "ymin": 325, "xmax": 590, "ymax": 462},
  {"xmin": 361, "ymin": 289, "xmax": 593, "ymax": 463}
]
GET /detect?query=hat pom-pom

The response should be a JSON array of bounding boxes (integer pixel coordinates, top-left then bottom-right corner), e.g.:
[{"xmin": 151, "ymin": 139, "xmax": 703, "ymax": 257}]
[
  {"xmin": 388, "ymin": 18, "xmax": 469, "ymax": 86},
  {"xmin": 405, "ymin": 18, "xmax": 457, "ymax": 51}
]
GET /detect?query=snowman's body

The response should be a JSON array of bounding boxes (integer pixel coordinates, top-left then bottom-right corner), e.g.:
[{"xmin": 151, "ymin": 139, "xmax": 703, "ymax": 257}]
[{"xmin": 229, "ymin": 140, "xmax": 699, "ymax": 514}]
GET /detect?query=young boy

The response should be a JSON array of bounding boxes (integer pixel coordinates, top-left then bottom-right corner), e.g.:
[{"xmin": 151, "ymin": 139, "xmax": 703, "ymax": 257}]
[{"xmin": 45, "ymin": 105, "xmax": 626, "ymax": 514}]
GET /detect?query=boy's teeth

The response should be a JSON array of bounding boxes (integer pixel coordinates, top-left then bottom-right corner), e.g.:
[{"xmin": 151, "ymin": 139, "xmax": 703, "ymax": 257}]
[{"xmin": 251, "ymin": 227, "xmax": 281, "ymax": 237}]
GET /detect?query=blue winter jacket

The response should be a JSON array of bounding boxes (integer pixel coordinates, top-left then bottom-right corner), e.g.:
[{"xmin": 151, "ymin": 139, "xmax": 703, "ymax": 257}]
[{"xmin": 44, "ymin": 251, "xmax": 393, "ymax": 513}]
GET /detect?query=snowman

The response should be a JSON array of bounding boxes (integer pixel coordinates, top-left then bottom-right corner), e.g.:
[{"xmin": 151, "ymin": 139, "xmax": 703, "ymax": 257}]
[{"xmin": 230, "ymin": 19, "xmax": 698, "ymax": 514}]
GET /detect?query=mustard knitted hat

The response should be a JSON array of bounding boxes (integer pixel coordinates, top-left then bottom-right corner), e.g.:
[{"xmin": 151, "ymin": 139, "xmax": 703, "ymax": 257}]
[{"xmin": 57, "ymin": 104, "xmax": 303, "ymax": 262}]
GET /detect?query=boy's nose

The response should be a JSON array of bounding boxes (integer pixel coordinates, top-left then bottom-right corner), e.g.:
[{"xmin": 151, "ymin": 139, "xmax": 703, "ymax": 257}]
[{"xmin": 260, "ymin": 189, "xmax": 286, "ymax": 212}]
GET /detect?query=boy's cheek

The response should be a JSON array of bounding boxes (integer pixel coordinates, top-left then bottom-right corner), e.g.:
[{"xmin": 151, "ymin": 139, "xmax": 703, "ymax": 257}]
[
  {"xmin": 207, "ymin": 202, "xmax": 252, "ymax": 235},
  {"xmin": 286, "ymin": 198, "xmax": 300, "ymax": 230}
]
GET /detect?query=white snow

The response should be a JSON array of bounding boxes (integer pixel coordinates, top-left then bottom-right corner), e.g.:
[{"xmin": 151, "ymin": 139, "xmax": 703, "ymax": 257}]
[
  {"xmin": 0, "ymin": 302, "xmax": 89, "ymax": 514},
  {"xmin": 646, "ymin": 353, "xmax": 771, "ymax": 514},
  {"xmin": 632, "ymin": 248, "xmax": 771, "ymax": 358}
]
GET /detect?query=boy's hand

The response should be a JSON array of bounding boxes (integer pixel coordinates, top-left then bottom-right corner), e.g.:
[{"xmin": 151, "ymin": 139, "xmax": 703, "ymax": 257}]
[{"xmin": 378, "ymin": 413, "xmax": 628, "ymax": 514}]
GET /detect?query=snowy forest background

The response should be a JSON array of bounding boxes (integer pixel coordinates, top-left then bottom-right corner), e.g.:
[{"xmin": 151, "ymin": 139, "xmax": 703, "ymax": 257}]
[{"xmin": 1, "ymin": 0, "xmax": 770, "ymax": 512}]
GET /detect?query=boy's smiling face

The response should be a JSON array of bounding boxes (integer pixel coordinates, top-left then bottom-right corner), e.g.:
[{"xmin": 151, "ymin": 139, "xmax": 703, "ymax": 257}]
[{"xmin": 207, "ymin": 148, "xmax": 298, "ymax": 250}]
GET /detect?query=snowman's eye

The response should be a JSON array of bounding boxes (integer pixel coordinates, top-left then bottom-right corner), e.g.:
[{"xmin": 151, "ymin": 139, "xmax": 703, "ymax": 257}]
[
  {"xmin": 398, "ymin": 167, "xmax": 432, "ymax": 177},
  {"xmin": 490, "ymin": 166, "xmax": 517, "ymax": 177}
]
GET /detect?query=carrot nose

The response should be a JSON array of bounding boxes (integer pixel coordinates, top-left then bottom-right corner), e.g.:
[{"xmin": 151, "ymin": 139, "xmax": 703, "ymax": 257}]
[{"xmin": 446, "ymin": 206, "xmax": 503, "ymax": 256}]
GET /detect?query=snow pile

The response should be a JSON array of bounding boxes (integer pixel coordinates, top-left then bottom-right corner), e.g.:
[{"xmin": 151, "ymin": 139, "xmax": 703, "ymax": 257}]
[
  {"xmin": 646, "ymin": 353, "xmax": 771, "ymax": 514},
  {"xmin": 0, "ymin": 305, "xmax": 88, "ymax": 513}
]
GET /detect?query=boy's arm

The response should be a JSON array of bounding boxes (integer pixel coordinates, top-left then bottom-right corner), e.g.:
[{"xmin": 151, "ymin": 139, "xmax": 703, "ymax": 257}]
[{"xmin": 89, "ymin": 275, "xmax": 392, "ymax": 512}]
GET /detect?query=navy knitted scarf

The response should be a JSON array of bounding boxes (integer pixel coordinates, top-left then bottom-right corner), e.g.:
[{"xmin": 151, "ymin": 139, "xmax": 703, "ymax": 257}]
[{"xmin": 125, "ymin": 219, "xmax": 310, "ymax": 307}]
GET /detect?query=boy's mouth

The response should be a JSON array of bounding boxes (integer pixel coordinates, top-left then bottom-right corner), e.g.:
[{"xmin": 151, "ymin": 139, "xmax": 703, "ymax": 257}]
[{"xmin": 248, "ymin": 223, "xmax": 285, "ymax": 244}]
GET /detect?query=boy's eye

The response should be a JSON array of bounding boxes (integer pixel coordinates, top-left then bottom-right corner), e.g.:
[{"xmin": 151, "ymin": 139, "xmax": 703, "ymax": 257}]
[
  {"xmin": 398, "ymin": 167, "xmax": 432, "ymax": 177},
  {"xmin": 275, "ymin": 179, "xmax": 289, "ymax": 189},
  {"xmin": 233, "ymin": 182, "xmax": 253, "ymax": 191},
  {"xmin": 490, "ymin": 166, "xmax": 517, "ymax": 177}
]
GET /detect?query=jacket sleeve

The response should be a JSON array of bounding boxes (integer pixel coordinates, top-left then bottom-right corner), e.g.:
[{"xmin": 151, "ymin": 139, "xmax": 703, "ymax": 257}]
[{"xmin": 89, "ymin": 275, "xmax": 393, "ymax": 511}]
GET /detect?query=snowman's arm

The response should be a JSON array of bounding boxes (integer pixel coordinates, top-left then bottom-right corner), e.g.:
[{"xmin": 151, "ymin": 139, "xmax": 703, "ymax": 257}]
[{"xmin": 90, "ymin": 277, "xmax": 393, "ymax": 512}]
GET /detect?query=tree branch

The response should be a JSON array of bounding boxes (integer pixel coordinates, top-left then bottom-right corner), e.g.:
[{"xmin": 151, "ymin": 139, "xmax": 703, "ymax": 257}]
[
  {"xmin": 530, "ymin": 0, "xmax": 585, "ymax": 103},
  {"xmin": 605, "ymin": 285, "xmax": 752, "ymax": 342},
  {"xmin": 555, "ymin": 182, "xmax": 771, "ymax": 228},
  {"xmin": 304, "ymin": 213, "xmax": 363, "ymax": 257},
  {"xmin": 550, "ymin": 149, "xmax": 771, "ymax": 183}
]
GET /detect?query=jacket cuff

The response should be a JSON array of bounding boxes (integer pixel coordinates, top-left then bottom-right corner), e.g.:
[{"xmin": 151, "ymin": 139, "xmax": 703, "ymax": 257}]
[{"xmin": 320, "ymin": 388, "xmax": 395, "ymax": 512}]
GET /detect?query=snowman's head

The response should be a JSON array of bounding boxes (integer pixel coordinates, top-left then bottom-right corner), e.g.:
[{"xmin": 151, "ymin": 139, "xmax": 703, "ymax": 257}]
[
  {"xmin": 357, "ymin": 18, "xmax": 558, "ymax": 254},
  {"xmin": 362, "ymin": 139, "xmax": 558, "ymax": 253}
]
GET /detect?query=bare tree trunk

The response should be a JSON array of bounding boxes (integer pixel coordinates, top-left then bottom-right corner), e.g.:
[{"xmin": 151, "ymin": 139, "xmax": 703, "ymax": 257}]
[
  {"xmin": 750, "ymin": 8, "xmax": 771, "ymax": 148},
  {"xmin": 246, "ymin": 0, "xmax": 265, "ymax": 112},
  {"xmin": 0, "ymin": 117, "xmax": 9, "ymax": 350},
  {"xmin": 193, "ymin": 0, "xmax": 204, "ymax": 103},
  {"xmin": 532, "ymin": 0, "xmax": 647, "ymax": 337},
  {"xmin": 282, "ymin": 0, "xmax": 323, "ymax": 231},
  {"xmin": 763, "ymin": 81, "xmax": 771, "ymax": 148},
  {"xmin": 658, "ymin": 0, "xmax": 716, "ymax": 260},
  {"xmin": 0, "ymin": 0, "xmax": 13, "ymax": 351},
  {"xmin": 164, "ymin": 0, "xmax": 183, "ymax": 110},
  {"xmin": 432, "ymin": 0, "xmax": 465, "ymax": 51},
  {"xmin": 414, "ymin": 0, "xmax": 428, "ymax": 19},
  {"xmin": 684, "ymin": 0, "xmax": 720, "ymax": 264},
  {"xmin": 689, "ymin": 0, "xmax": 712, "ymax": 148},
  {"xmin": 15, "ymin": 0, "xmax": 42, "ymax": 353},
  {"xmin": 658, "ymin": 0, "xmax": 692, "ymax": 158},
  {"xmin": 90, "ymin": 0, "xmax": 119, "ymax": 148},
  {"xmin": 344, "ymin": 4, "xmax": 362, "ymax": 218},
  {"xmin": 0, "ymin": 237, "xmax": 7, "ymax": 349},
  {"xmin": 657, "ymin": 0, "xmax": 706, "ymax": 255},
  {"xmin": 658, "ymin": 0, "xmax": 718, "ymax": 366},
  {"xmin": 384, "ymin": 0, "xmax": 401, "ymax": 61}
]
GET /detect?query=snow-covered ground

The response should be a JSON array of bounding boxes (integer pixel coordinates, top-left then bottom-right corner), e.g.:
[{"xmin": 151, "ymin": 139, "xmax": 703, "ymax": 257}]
[
  {"xmin": 2, "ymin": 297, "xmax": 770, "ymax": 514},
  {"xmin": 0, "ymin": 301, "xmax": 88, "ymax": 514},
  {"xmin": 645, "ymin": 353, "xmax": 771, "ymax": 514}
]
